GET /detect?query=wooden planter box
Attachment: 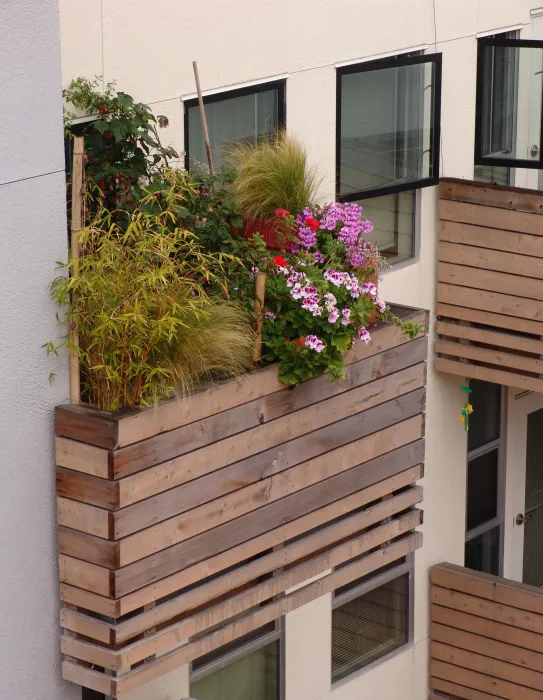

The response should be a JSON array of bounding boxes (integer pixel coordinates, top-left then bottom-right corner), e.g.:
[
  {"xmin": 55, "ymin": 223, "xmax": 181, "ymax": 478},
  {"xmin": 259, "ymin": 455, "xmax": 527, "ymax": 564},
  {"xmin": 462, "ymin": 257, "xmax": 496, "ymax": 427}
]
[{"xmin": 56, "ymin": 306, "xmax": 428, "ymax": 697}]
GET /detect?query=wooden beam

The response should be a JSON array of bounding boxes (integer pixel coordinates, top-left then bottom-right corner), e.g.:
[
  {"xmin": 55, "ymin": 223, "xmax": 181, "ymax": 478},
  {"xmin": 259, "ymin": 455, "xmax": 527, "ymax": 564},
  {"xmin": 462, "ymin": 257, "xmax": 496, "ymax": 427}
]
[
  {"xmin": 109, "ymin": 337, "xmax": 428, "ymax": 479},
  {"xmin": 65, "ymin": 488, "xmax": 423, "ymax": 644},
  {"xmin": 439, "ymin": 198, "xmax": 543, "ymax": 236},
  {"xmin": 55, "ymin": 307, "xmax": 427, "ymax": 449},
  {"xmin": 63, "ymin": 511, "xmax": 422, "ymax": 670},
  {"xmin": 436, "ymin": 339, "xmax": 543, "ymax": 375},
  {"xmin": 432, "ymin": 586, "xmax": 543, "ymax": 635},
  {"xmin": 432, "ymin": 563, "xmax": 543, "ymax": 614},
  {"xmin": 113, "ymin": 440, "xmax": 425, "ymax": 596},
  {"xmin": 60, "ymin": 465, "xmax": 422, "ymax": 613},
  {"xmin": 438, "ymin": 262, "xmax": 543, "ymax": 303},
  {"xmin": 431, "ymin": 622, "xmax": 543, "ymax": 674},
  {"xmin": 440, "ymin": 177, "xmax": 543, "ymax": 215},
  {"xmin": 432, "ymin": 644, "xmax": 543, "ymax": 693},
  {"xmin": 437, "ymin": 302, "xmax": 543, "ymax": 336},
  {"xmin": 436, "ymin": 321, "xmax": 543, "ymax": 356},
  {"xmin": 437, "ymin": 284, "xmax": 543, "ymax": 324},
  {"xmin": 431, "ymin": 659, "xmax": 541, "ymax": 700},
  {"xmin": 438, "ymin": 241, "xmax": 543, "ymax": 279},
  {"xmin": 432, "ymin": 604, "xmax": 543, "ymax": 655},
  {"xmin": 439, "ymin": 219, "xmax": 543, "ymax": 258},
  {"xmin": 435, "ymin": 358, "xmax": 543, "ymax": 393}
]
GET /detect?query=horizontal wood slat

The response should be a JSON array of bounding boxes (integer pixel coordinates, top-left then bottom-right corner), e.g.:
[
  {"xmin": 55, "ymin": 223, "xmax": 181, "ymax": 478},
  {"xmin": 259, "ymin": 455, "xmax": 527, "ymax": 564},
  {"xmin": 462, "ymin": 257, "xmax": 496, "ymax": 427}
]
[
  {"xmin": 56, "ymin": 310, "xmax": 427, "ymax": 697},
  {"xmin": 436, "ymin": 178, "xmax": 543, "ymax": 391},
  {"xmin": 430, "ymin": 563, "xmax": 543, "ymax": 700},
  {"xmin": 56, "ymin": 307, "xmax": 426, "ymax": 450},
  {"xmin": 440, "ymin": 178, "xmax": 543, "ymax": 215},
  {"xmin": 61, "ymin": 464, "xmax": 424, "ymax": 618}
]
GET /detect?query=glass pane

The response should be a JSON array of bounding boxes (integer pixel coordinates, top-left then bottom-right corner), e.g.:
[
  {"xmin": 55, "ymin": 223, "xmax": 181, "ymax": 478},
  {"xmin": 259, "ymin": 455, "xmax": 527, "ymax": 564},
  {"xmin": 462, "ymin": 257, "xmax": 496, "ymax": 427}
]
[
  {"xmin": 465, "ymin": 526, "xmax": 500, "ymax": 575},
  {"xmin": 359, "ymin": 190, "xmax": 415, "ymax": 265},
  {"xmin": 478, "ymin": 43, "xmax": 543, "ymax": 164},
  {"xmin": 332, "ymin": 574, "xmax": 408, "ymax": 683},
  {"xmin": 467, "ymin": 448, "xmax": 499, "ymax": 531},
  {"xmin": 187, "ymin": 89, "xmax": 279, "ymax": 171},
  {"xmin": 191, "ymin": 641, "xmax": 279, "ymax": 700},
  {"xmin": 468, "ymin": 380, "xmax": 501, "ymax": 452},
  {"xmin": 339, "ymin": 60, "xmax": 437, "ymax": 195},
  {"xmin": 473, "ymin": 164, "xmax": 511, "ymax": 185}
]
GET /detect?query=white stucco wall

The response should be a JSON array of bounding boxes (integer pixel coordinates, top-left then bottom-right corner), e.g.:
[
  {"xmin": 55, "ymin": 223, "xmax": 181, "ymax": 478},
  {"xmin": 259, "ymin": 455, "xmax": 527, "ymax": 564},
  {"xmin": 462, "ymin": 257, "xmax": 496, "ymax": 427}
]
[
  {"xmin": 0, "ymin": 2, "xmax": 76, "ymax": 700},
  {"xmin": 57, "ymin": 1, "xmax": 543, "ymax": 699}
]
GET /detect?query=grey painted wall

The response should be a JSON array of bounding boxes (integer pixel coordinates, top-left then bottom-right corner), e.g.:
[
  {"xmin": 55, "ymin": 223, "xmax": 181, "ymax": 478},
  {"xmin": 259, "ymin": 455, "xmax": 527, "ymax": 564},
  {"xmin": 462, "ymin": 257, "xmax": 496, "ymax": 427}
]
[{"xmin": 0, "ymin": 1, "xmax": 77, "ymax": 699}]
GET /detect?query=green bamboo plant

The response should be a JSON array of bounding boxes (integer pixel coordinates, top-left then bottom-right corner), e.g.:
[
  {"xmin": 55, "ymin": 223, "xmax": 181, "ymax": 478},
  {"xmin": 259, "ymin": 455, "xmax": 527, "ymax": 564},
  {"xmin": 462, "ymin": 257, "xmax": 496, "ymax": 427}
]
[{"xmin": 46, "ymin": 171, "xmax": 255, "ymax": 411}]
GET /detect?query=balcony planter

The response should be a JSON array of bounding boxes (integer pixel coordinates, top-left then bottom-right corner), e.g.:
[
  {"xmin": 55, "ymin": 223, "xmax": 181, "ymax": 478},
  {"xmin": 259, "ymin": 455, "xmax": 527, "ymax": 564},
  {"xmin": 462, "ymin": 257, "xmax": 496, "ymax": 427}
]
[
  {"xmin": 241, "ymin": 214, "xmax": 292, "ymax": 251},
  {"xmin": 56, "ymin": 306, "xmax": 427, "ymax": 697}
]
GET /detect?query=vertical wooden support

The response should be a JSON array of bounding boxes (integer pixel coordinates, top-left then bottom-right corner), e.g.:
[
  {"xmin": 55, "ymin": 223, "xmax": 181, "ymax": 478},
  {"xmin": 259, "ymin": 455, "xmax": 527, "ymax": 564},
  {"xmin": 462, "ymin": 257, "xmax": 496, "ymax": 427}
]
[
  {"xmin": 70, "ymin": 136, "xmax": 85, "ymax": 405},
  {"xmin": 253, "ymin": 272, "xmax": 267, "ymax": 362},
  {"xmin": 192, "ymin": 61, "xmax": 214, "ymax": 176}
]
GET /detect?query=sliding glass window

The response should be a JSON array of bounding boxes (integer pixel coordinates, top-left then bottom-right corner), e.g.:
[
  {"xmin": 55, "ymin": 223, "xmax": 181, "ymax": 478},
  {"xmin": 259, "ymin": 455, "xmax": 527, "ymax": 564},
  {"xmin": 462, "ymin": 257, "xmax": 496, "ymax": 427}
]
[
  {"xmin": 475, "ymin": 38, "xmax": 543, "ymax": 169},
  {"xmin": 184, "ymin": 81, "xmax": 286, "ymax": 172}
]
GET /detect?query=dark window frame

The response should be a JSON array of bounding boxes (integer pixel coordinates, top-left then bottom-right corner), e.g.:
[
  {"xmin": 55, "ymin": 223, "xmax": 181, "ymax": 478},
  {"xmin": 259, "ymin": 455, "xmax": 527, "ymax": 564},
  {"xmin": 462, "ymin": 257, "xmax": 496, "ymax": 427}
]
[
  {"xmin": 335, "ymin": 52, "xmax": 443, "ymax": 201},
  {"xmin": 331, "ymin": 556, "xmax": 414, "ymax": 685},
  {"xmin": 465, "ymin": 384, "xmax": 507, "ymax": 577},
  {"xmin": 190, "ymin": 619, "xmax": 284, "ymax": 700},
  {"xmin": 183, "ymin": 79, "xmax": 287, "ymax": 171},
  {"xmin": 475, "ymin": 37, "xmax": 543, "ymax": 169}
]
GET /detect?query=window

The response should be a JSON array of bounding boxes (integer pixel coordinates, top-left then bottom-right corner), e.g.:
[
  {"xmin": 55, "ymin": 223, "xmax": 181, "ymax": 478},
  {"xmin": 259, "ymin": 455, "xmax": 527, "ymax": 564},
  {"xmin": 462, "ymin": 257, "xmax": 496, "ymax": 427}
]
[
  {"xmin": 191, "ymin": 623, "xmax": 282, "ymax": 700},
  {"xmin": 184, "ymin": 81, "xmax": 286, "ymax": 172},
  {"xmin": 359, "ymin": 190, "xmax": 416, "ymax": 265},
  {"xmin": 336, "ymin": 53, "xmax": 442, "ymax": 199},
  {"xmin": 331, "ymin": 560, "xmax": 412, "ymax": 683},
  {"xmin": 336, "ymin": 53, "xmax": 441, "ymax": 265},
  {"xmin": 474, "ymin": 31, "xmax": 519, "ymax": 184},
  {"xmin": 475, "ymin": 38, "xmax": 543, "ymax": 169},
  {"xmin": 464, "ymin": 380, "xmax": 506, "ymax": 577}
]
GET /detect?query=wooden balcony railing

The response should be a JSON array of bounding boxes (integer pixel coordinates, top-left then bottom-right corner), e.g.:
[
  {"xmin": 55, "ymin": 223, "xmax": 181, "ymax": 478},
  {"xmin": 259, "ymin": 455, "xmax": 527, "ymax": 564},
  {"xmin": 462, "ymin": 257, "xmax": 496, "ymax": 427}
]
[
  {"xmin": 436, "ymin": 178, "xmax": 543, "ymax": 392},
  {"xmin": 55, "ymin": 306, "xmax": 427, "ymax": 697},
  {"xmin": 430, "ymin": 563, "xmax": 543, "ymax": 699}
]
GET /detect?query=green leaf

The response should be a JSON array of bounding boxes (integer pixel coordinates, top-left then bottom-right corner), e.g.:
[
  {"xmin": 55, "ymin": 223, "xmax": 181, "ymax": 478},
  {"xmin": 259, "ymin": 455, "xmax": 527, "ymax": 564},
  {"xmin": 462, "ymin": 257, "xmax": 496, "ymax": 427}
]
[{"xmin": 330, "ymin": 333, "xmax": 351, "ymax": 353}]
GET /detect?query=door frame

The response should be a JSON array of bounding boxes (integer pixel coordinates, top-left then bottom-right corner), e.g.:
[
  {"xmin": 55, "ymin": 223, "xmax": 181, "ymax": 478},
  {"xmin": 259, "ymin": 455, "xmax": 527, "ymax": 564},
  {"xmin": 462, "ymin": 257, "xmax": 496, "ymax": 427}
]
[{"xmin": 503, "ymin": 389, "xmax": 543, "ymax": 581}]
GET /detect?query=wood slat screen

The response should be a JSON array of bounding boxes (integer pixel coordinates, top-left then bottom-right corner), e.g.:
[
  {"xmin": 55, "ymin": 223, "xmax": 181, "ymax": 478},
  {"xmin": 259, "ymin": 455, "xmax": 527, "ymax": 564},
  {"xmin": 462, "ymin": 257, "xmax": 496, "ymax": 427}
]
[
  {"xmin": 55, "ymin": 307, "xmax": 427, "ymax": 697},
  {"xmin": 436, "ymin": 177, "xmax": 543, "ymax": 391},
  {"xmin": 430, "ymin": 563, "xmax": 543, "ymax": 700}
]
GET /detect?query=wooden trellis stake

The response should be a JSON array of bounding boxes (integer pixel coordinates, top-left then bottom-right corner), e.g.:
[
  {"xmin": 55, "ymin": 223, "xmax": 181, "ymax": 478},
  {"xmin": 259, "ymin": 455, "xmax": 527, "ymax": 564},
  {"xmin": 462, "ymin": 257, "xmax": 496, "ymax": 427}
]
[
  {"xmin": 253, "ymin": 272, "xmax": 267, "ymax": 362},
  {"xmin": 192, "ymin": 61, "xmax": 214, "ymax": 175},
  {"xmin": 69, "ymin": 136, "xmax": 85, "ymax": 404}
]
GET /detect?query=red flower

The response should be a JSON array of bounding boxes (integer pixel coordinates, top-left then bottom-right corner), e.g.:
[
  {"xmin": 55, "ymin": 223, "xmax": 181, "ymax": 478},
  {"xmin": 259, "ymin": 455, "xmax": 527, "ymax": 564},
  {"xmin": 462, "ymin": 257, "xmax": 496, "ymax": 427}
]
[
  {"xmin": 274, "ymin": 256, "xmax": 287, "ymax": 267},
  {"xmin": 306, "ymin": 217, "xmax": 320, "ymax": 231},
  {"xmin": 275, "ymin": 208, "xmax": 290, "ymax": 219}
]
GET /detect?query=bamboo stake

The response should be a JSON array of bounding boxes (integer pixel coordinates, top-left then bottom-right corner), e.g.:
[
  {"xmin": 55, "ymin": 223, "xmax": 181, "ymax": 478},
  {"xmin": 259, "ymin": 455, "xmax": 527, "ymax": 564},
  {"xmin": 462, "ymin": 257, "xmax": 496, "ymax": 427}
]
[
  {"xmin": 253, "ymin": 272, "xmax": 267, "ymax": 363},
  {"xmin": 69, "ymin": 136, "xmax": 85, "ymax": 404},
  {"xmin": 192, "ymin": 61, "xmax": 214, "ymax": 175}
]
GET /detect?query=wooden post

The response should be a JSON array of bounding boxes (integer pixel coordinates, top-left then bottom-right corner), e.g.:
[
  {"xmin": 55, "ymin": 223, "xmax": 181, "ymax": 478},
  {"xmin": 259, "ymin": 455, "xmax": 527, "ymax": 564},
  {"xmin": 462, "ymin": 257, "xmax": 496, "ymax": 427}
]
[
  {"xmin": 192, "ymin": 61, "xmax": 214, "ymax": 176},
  {"xmin": 253, "ymin": 272, "xmax": 267, "ymax": 363},
  {"xmin": 70, "ymin": 136, "xmax": 85, "ymax": 404}
]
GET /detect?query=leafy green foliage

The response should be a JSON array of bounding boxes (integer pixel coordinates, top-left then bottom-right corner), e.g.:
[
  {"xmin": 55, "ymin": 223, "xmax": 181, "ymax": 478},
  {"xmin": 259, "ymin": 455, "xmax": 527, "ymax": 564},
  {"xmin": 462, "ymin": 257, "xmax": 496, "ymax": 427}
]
[
  {"xmin": 47, "ymin": 172, "xmax": 255, "ymax": 411},
  {"xmin": 63, "ymin": 77, "xmax": 178, "ymax": 212},
  {"xmin": 226, "ymin": 132, "xmax": 321, "ymax": 218},
  {"xmin": 263, "ymin": 266, "xmax": 378, "ymax": 387}
]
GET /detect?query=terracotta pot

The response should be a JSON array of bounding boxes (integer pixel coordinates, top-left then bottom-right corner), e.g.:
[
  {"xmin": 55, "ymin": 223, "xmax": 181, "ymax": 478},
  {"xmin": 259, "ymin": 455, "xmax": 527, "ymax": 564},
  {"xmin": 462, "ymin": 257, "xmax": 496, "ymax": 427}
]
[
  {"xmin": 285, "ymin": 336, "xmax": 306, "ymax": 350},
  {"xmin": 241, "ymin": 215, "xmax": 292, "ymax": 251}
]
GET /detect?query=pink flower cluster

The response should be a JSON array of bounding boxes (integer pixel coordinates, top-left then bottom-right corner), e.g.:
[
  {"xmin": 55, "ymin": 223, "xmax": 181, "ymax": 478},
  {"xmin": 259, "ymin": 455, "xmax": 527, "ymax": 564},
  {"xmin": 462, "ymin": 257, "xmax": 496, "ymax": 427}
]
[
  {"xmin": 358, "ymin": 326, "xmax": 371, "ymax": 344},
  {"xmin": 296, "ymin": 207, "xmax": 319, "ymax": 249},
  {"xmin": 305, "ymin": 335, "xmax": 325, "ymax": 353},
  {"xmin": 323, "ymin": 269, "xmax": 362, "ymax": 298}
]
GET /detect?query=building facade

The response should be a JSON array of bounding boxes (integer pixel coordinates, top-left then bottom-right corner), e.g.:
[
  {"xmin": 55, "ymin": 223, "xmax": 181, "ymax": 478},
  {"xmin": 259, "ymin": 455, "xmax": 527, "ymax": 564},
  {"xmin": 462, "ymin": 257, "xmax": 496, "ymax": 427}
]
[{"xmin": 5, "ymin": 1, "xmax": 543, "ymax": 699}]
